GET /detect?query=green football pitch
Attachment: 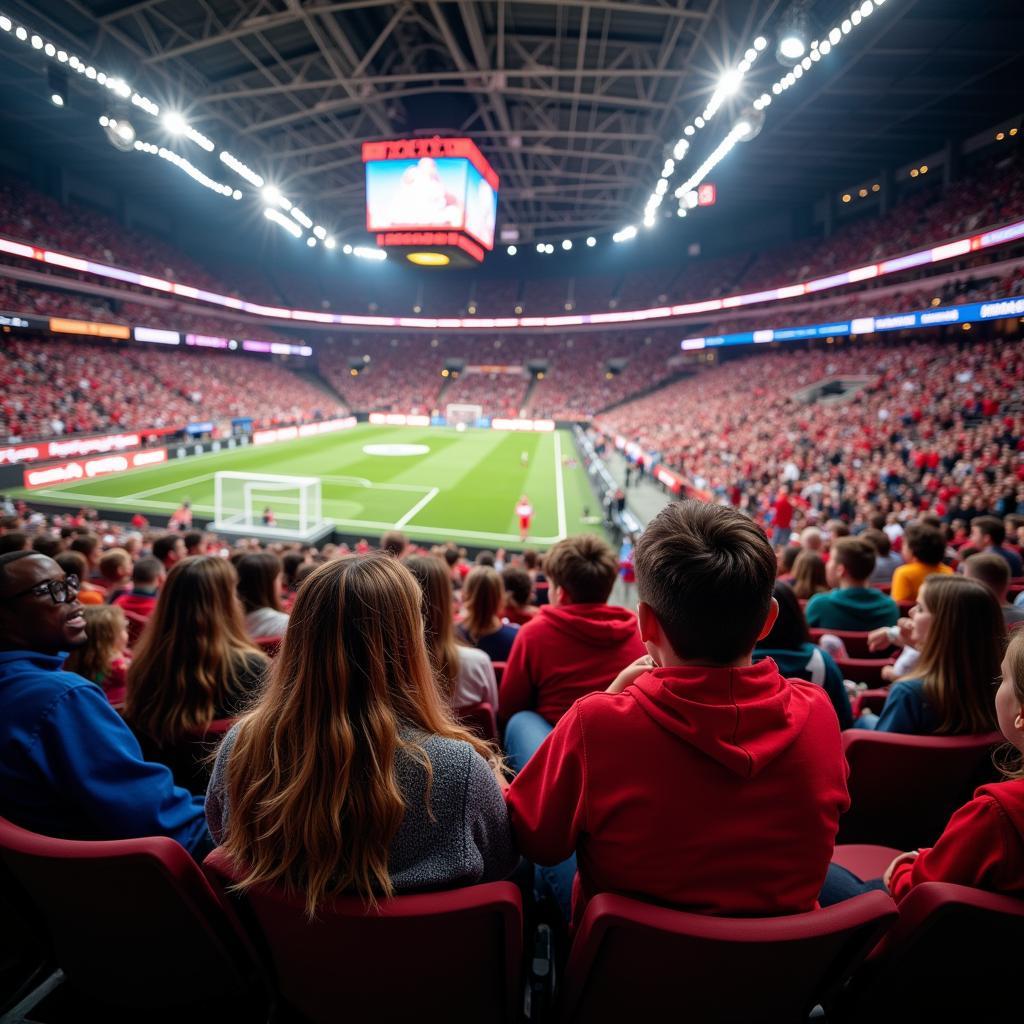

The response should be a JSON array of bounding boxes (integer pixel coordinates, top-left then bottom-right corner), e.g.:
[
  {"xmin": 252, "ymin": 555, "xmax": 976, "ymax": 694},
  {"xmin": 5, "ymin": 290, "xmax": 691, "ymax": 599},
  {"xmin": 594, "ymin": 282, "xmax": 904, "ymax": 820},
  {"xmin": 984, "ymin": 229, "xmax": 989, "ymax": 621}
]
[{"xmin": 14, "ymin": 425, "xmax": 605, "ymax": 549}]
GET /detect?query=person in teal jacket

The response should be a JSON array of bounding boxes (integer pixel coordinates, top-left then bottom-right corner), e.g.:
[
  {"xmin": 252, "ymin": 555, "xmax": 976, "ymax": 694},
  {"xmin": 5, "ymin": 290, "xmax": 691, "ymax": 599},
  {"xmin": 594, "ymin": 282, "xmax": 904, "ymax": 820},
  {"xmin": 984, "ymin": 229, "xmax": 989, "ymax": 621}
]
[
  {"xmin": 756, "ymin": 581, "xmax": 853, "ymax": 729},
  {"xmin": 806, "ymin": 537, "xmax": 899, "ymax": 632},
  {"xmin": 0, "ymin": 551, "xmax": 210, "ymax": 855}
]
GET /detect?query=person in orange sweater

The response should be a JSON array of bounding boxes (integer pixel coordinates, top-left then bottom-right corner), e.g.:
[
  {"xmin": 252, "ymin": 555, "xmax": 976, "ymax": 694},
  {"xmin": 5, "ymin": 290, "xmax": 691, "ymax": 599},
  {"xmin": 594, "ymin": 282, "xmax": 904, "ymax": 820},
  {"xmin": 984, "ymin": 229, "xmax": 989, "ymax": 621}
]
[
  {"xmin": 822, "ymin": 628, "xmax": 1024, "ymax": 905},
  {"xmin": 506, "ymin": 502, "xmax": 849, "ymax": 927},
  {"xmin": 889, "ymin": 523, "xmax": 953, "ymax": 603}
]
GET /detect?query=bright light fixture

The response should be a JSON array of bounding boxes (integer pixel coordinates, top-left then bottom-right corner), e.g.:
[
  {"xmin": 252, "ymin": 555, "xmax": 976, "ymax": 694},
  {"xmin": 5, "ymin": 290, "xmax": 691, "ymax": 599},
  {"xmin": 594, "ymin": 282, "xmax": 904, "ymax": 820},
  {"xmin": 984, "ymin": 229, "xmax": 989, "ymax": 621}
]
[
  {"xmin": 407, "ymin": 252, "xmax": 450, "ymax": 267},
  {"xmin": 778, "ymin": 35, "xmax": 806, "ymax": 61},
  {"xmin": 586, "ymin": 236, "xmax": 597, "ymax": 247},
  {"xmin": 562, "ymin": 239, "xmax": 572, "ymax": 250},
  {"xmin": 163, "ymin": 111, "xmax": 188, "ymax": 134},
  {"xmin": 507, "ymin": 244, "xmax": 517, "ymax": 255}
]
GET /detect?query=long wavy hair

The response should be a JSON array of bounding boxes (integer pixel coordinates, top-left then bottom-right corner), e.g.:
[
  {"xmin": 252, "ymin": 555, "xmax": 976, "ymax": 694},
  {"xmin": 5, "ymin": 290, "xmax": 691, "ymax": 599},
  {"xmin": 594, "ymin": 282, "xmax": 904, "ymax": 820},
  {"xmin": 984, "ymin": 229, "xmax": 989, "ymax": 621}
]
[
  {"xmin": 904, "ymin": 575, "xmax": 1005, "ymax": 735},
  {"xmin": 461, "ymin": 566, "xmax": 505, "ymax": 640},
  {"xmin": 220, "ymin": 554, "xmax": 499, "ymax": 916},
  {"xmin": 404, "ymin": 554, "xmax": 462, "ymax": 703},
  {"xmin": 236, "ymin": 551, "xmax": 284, "ymax": 614},
  {"xmin": 125, "ymin": 556, "xmax": 265, "ymax": 744},
  {"xmin": 65, "ymin": 605, "xmax": 126, "ymax": 684}
]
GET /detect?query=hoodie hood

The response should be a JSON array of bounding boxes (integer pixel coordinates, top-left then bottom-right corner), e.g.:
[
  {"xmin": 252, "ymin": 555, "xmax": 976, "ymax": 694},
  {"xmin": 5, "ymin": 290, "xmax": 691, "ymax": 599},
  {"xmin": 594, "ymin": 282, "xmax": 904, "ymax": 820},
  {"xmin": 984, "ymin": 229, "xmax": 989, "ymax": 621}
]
[
  {"xmin": 978, "ymin": 780, "xmax": 1024, "ymax": 845},
  {"xmin": 629, "ymin": 659, "xmax": 816, "ymax": 778},
  {"xmin": 537, "ymin": 603, "xmax": 640, "ymax": 647}
]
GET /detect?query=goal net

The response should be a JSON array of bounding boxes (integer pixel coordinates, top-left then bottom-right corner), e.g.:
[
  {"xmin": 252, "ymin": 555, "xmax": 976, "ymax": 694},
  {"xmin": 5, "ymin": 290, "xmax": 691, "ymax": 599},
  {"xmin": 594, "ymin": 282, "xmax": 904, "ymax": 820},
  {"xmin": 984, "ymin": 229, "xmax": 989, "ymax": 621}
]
[
  {"xmin": 446, "ymin": 403, "xmax": 483, "ymax": 427},
  {"xmin": 212, "ymin": 472, "xmax": 325, "ymax": 537}
]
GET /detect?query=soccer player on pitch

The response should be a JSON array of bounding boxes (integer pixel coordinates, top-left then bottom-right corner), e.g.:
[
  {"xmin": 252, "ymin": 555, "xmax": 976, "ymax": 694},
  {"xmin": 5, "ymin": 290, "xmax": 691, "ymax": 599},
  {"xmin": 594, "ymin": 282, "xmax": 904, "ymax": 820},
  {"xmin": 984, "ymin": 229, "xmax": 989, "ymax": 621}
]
[{"xmin": 516, "ymin": 495, "xmax": 534, "ymax": 542}]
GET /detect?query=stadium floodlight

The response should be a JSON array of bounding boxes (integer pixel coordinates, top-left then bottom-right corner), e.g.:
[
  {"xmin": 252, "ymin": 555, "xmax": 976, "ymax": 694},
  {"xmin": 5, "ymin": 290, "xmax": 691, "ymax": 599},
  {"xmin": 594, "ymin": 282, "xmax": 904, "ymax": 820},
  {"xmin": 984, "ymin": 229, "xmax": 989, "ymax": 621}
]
[
  {"xmin": 778, "ymin": 35, "xmax": 805, "ymax": 61},
  {"xmin": 507, "ymin": 244, "xmax": 517, "ymax": 255},
  {"xmin": 264, "ymin": 207, "xmax": 302, "ymax": 238},
  {"xmin": 754, "ymin": 36, "xmax": 768, "ymax": 50},
  {"xmin": 536, "ymin": 242, "xmax": 546, "ymax": 253},
  {"xmin": 562, "ymin": 239, "xmax": 572, "ymax": 251},
  {"xmin": 220, "ymin": 151, "xmax": 264, "ymax": 188},
  {"xmin": 613, "ymin": 226, "xmax": 638, "ymax": 243},
  {"xmin": 324, "ymin": 237, "xmax": 336, "ymax": 250},
  {"xmin": 306, "ymin": 236, "xmax": 316, "ymax": 247},
  {"xmin": 343, "ymin": 243, "xmax": 353, "ymax": 254},
  {"xmin": 0, "ymin": 16, "xmax": 11, "ymax": 31},
  {"xmin": 717, "ymin": 68, "xmax": 743, "ymax": 98},
  {"xmin": 586, "ymin": 236, "xmax": 597, "ymax": 247},
  {"xmin": 163, "ymin": 111, "xmax": 188, "ymax": 135},
  {"xmin": 48, "ymin": 66, "xmax": 67, "ymax": 108},
  {"xmin": 31, "ymin": 33, "xmax": 42, "ymax": 49},
  {"xmin": 15, "ymin": 25, "xmax": 27, "ymax": 40},
  {"xmin": 50, "ymin": 93, "xmax": 64, "ymax": 107},
  {"xmin": 776, "ymin": 1, "xmax": 812, "ymax": 65},
  {"xmin": 313, "ymin": 225, "xmax": 327, "ymax": 240},
  {"xmin": 290, "ymin": 207, "xmax": 313, "ymax": 229},
  {"xmin": 353, "ymin": 246, "xmax": 386, "ymax": 261}
]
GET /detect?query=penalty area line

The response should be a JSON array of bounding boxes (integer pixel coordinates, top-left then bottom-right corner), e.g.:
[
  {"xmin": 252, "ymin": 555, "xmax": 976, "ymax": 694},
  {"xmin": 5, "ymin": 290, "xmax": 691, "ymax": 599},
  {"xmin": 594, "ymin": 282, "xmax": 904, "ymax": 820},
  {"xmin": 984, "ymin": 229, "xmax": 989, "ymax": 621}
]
[{"xmin": 393, "ymin": 487, "xmax": 440, "ymax": 529}]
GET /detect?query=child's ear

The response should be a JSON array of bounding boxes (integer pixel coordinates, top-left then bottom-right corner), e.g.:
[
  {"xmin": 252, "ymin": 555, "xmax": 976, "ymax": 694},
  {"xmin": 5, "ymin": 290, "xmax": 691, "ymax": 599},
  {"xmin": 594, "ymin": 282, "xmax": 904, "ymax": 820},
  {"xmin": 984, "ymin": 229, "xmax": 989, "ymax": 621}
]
[
  {"xmin": 637, "ymin": 601, "xmax": 660, "ymax": 645},
  {"xmin": 756, "ymin": 598, "xmax": 780, "ymax": 642}
]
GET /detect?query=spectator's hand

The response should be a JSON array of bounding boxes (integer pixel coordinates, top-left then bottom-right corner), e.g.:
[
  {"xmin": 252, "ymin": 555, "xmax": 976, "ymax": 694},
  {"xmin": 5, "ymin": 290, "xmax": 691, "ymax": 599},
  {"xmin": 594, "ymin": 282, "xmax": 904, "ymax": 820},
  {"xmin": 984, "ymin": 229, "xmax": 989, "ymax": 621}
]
[
  {"xmin": 895, "ymin": 617, "xmax": 914, "ymax": 646},
  {"xmin": 881, "ymin": 665, "xmax": 897, "ymax": 682},
  {"xmin": 868, "ymin": 626, "xmax": 897, "ymax": 652},
  {"xmin": 883, "ymin": 850, "xmax": 919, "ymax": 889},
  {"xmin": 606, "ymin": 655, "xmax": 655, "ymax": 694}
]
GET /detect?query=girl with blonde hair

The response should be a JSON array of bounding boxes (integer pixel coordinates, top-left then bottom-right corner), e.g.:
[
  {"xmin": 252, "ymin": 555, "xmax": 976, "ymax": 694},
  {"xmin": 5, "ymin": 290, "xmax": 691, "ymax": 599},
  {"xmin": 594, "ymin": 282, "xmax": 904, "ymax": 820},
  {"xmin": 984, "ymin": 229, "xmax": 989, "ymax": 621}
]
[{"xmin": 207, "ymin": 554, "xmax": 514, "ymax": 915}]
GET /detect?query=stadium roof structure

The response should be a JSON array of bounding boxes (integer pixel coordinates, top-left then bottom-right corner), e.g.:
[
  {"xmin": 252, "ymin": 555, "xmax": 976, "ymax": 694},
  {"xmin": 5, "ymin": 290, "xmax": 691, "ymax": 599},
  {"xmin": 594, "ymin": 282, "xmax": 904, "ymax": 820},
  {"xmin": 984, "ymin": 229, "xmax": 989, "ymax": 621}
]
[{"xmin": 1, "ymin": 0, "xmax": 1022, "ymax": 245}]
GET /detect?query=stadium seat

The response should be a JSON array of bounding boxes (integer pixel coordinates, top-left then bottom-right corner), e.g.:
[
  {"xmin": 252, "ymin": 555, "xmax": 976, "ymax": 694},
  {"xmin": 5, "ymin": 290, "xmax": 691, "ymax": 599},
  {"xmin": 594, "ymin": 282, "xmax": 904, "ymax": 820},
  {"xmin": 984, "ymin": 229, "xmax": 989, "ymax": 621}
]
[
  {"xmin": 123, "ymin": 609, "xmax": 150, "ymax": 650},
  {"xmin": 136, "ymin": 718, "xmax": 237, "ymax": 796},
  {"xmin": 836, "ymin": 658, "xmax": 894, "ymax": 687},
  {"xmin": 252, "ymin": 636, "xmax": 281, "ymax": 657},
  {"xmin": 558, "ymin": 890, "xmax": 897, "ymax": 1024},
  {"xmin": 837, "ymin": 731, "xmax": 1002, "ymax": 848},
  {"xmin": 809, "ymin": 630, "xmax": 882, "ymax": 658},
  {"xmin": 203, "ymin": 848, "xmax": 523, "ymax": 1024},
  {"xmin": 491, "ymin": 660, "xmax": 507, "ymax": 686},
  {"xmin": 851, "ymin": 687, "xmax": 890, "ymax": 717},
  {"xmin": 827, "ymin": 852, "xmax": 1024, "ymax": 1022},
  {"xmin": 0, "ymin": 817, "xmax": 263, "ymax": 1020},
  {"xmin": 455, "ymin": 701, "xmax": 499, "ymax": 744}
]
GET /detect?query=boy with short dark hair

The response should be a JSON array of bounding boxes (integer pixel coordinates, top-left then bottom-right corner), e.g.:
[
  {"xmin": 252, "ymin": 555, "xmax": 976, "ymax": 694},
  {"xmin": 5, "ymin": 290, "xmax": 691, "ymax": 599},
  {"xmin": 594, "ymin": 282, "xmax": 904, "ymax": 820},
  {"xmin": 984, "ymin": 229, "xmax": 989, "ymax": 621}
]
[
  {"xmin": 806, "ymin": 537, "xmax": 900, "ymax": 631},
  {"xmin": 506, "ymin": 501, "xmax": 849, "ymax": 928},
  {"xmin": 499, "ymin": 534, "xmax": 645, "ymax": 769}
]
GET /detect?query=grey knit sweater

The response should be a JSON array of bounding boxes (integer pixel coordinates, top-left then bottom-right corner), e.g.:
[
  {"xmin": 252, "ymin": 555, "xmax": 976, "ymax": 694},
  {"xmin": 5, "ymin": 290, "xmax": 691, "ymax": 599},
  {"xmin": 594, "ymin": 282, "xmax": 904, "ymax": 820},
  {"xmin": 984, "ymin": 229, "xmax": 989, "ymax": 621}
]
[{"xmin": 206, "ymin": 724, "xmax": 517, "ymax": 892}]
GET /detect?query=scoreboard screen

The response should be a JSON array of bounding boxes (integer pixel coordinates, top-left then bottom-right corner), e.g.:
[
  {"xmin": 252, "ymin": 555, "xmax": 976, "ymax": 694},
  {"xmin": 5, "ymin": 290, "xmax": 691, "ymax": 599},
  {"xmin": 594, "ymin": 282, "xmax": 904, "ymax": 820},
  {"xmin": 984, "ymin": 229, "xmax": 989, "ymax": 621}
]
[{"xmin": 363, "ymin": 138, "xmax": 499, "ymax": 258}]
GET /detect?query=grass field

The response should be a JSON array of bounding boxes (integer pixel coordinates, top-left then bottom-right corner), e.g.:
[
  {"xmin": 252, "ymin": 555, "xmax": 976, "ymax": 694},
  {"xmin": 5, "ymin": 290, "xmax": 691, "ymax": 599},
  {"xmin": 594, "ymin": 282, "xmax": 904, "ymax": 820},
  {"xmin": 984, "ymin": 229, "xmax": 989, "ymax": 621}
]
[{"xmin": 14, "ymin": 425, "xmax": 605, "ymax": 549}]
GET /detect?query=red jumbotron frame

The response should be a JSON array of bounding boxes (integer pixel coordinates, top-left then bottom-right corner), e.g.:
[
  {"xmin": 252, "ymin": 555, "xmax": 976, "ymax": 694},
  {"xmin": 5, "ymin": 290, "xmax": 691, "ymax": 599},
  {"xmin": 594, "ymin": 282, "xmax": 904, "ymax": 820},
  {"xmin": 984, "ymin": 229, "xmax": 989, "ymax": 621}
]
[{"xmin": 362, "ymin": 137, "xmax": 499, "ymax": 265}]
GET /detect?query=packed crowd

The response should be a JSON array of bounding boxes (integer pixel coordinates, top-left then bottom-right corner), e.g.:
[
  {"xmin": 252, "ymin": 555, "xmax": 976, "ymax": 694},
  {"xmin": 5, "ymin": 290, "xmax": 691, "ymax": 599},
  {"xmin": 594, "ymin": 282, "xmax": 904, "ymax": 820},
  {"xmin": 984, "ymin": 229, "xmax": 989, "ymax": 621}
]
[
  {"xmin": 0, "ymin": 336, "xmax": 345, "ymax": 442},
  {"xmin": 598, "ymin": 335, "xmax": 1024, "ymax": 530},
  {"xmin": 0, "ymin": 150, "xmax": 1021, "ymax": 326},
  {"xmin": 2, "ymin": 494, "xmax": 1022, "ymax": 1016}
]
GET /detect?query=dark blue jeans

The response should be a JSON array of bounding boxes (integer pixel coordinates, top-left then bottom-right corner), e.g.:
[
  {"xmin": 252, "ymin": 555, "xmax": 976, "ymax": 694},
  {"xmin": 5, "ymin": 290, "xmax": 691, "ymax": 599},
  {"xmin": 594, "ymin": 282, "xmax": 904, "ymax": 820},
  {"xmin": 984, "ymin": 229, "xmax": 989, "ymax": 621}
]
[
  {"xmin": 819, "ymin": 862, "xmax": 888, "ymax": 907},
  {"xmin": 504, "ymin": 710, "xmax": 577, "ymax": 922}
]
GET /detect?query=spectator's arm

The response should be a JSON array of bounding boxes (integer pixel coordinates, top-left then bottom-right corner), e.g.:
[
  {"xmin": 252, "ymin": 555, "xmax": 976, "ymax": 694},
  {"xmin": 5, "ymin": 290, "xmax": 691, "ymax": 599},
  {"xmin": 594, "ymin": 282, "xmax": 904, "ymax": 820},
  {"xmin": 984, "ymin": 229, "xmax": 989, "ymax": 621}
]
[
  {"xmin": 872, "ymin": 682, "xmax": 924, "ymax": 734},
  {"xmin": 505, "ymin": 704, "xmax": 587, "ymax": 866},
  {"xmin": 34, "ymin": 685, "xmax": 210, "ymax": 855}
]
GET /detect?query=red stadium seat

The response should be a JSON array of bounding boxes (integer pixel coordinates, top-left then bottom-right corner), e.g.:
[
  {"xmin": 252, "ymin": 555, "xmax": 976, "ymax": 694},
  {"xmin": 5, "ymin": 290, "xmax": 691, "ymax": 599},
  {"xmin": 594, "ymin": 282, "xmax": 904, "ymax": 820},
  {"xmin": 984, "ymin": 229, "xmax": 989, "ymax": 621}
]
[
  {"xmin": 836, "ymin": 658, "xmax": 895, "ymax": 687},
  {"xmin": 455, "ymin": 702, "xmax": 499, "ymax": 744},
  {"xmin": 136, "ymin": 718, "xmax": 237, "ymax": 796},
  {"xmin": 203, "ymin": 848, "xmax": 523, "ymax": 1024},
  {"xmin": 852, "ymin": 687, "xmax": 890, "ymax": 717},
  {"xmin": 828, "ymin": 849, "xmax": 1024, "ymax": 1022},
  {"xmin": 837, "ymin": 731, "xmax": 1002, "ymax": 849},
  {"xmin": 809, "ymin": 629, "xmax": 883, "ymax": 658},
  {"xmin": 558, "ymin": 890, "xmax": 897, "ymax": 1024},
  {"xmin": 0, "ymin": 817, "xmax": 263, "ymax": 1019},
  {"xmin": 491, "ymin": 660, "xmax": 507, "ymax": 686},
  {"xmin": 122, "ymin": 608, "xmax": 150, "ymax": 650},
  {"xmin": 896, "ymin": 600, "xmax": 915, "ymax": 616},
  {"xmin": 252, "ymin": 636, "xmax": 281, "ymax": 657}
]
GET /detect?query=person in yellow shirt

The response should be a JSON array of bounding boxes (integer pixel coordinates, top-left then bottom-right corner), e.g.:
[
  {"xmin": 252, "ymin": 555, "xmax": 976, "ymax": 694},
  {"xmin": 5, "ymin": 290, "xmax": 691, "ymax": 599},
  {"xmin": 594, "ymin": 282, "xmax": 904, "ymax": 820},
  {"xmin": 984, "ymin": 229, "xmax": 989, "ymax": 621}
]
[{"xmin": 890, "ymin": 524, "xmax": 953, "ymax": 603}]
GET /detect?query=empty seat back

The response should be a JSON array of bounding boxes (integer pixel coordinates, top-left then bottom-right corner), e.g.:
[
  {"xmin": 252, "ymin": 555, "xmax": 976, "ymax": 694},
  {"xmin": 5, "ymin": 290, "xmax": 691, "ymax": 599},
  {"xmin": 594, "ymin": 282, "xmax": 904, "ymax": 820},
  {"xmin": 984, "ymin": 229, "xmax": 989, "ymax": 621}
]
[
  {"xmin": 560, "ymin": 890, "xmax": 897, "ymax": 1024},
  {"xmin": 838, "ymin": 730, "xmax": 1001, "ymax": 848}
]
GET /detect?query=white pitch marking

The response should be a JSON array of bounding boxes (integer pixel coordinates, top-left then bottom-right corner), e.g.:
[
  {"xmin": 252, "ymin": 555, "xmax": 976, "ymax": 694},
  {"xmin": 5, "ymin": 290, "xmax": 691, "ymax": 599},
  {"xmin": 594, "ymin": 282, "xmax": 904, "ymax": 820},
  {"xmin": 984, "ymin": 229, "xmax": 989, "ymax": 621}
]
[
  {"xmin": 393, "ymin": 487, "xmax": 440, "ymax": 529},
  {"xmin": 553, "ymin": 430, "xmax": 568, "ymax": 539}
]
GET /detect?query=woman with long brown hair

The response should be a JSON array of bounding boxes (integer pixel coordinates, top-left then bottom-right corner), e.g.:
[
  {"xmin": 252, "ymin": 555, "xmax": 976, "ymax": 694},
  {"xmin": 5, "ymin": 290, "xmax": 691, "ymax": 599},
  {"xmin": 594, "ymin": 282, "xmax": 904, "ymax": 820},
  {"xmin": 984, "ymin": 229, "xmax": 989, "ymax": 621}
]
[
  {"xmin": 457, "ymin": 566, "xmax": 519, "ymax": 662},
  {"xmin": 791, "ymin": 551, "xmax": 829, "ymax": 601},
  {"xmin": 857, "ymin": 574, "xmax": 1005, "ymax": 735},
  {"xmin": 206, "ymin": 554, "xmax": 515, "ymax": 915},
  {"xmin": 125, "ymin": 556, "xmax": 267, "ymax": 749},
  {"xmin": 236, "ymin": 551, "xmax": 289, "ymax": 639},
  {"xmin": 404, "ymin": 554, "xmax": 498, "ymax": 711}
]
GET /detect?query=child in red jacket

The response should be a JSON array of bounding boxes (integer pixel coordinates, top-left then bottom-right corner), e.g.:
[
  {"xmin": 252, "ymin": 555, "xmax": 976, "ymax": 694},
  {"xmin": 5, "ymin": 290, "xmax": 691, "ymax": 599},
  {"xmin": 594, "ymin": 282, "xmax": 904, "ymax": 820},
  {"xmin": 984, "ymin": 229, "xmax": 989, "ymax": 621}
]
[
  {"xmin": 505, "ymin": 501, "xmax": 850, "ymax": 928},
  {"xmin": 500, "ymin": 534, "xmax": 646, "ymax": 773},
  {"xmin": 822, "ymin": 628, "xmax": 1024, "ymax": 905}
]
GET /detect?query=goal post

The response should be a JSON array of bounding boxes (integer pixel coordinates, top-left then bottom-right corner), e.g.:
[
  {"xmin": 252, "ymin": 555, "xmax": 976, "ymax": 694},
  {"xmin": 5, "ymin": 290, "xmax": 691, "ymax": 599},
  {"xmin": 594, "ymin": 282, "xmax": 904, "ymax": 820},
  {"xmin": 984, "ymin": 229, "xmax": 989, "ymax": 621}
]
[
  {"xmin": 212, "ymin": 472, "xmax": 326, "ymax": 538},
  {"xmin": 446, "ymin": 402, "xmax": 483, "ymax": 427}
]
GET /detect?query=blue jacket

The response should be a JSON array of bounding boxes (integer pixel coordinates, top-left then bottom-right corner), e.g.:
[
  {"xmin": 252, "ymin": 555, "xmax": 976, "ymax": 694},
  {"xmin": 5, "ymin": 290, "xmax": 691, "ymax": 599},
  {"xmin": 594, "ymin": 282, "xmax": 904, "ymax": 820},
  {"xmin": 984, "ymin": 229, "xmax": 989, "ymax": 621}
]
[
  {"xmin": 0, "ymin": 650, "xmax": 210, "ymax": 855},
  {"xmin": 866, "ymin": 678, "xmax": 940, "ymax": 735}
]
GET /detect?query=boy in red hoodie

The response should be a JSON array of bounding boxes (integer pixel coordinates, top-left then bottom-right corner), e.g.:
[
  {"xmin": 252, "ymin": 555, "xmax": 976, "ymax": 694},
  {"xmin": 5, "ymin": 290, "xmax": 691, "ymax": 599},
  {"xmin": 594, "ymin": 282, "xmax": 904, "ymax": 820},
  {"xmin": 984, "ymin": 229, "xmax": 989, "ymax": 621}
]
[
  {"xmin": 505, "ymin": 500, "xmax": 850, "ymax": 928},
  {"xmin": 500, "ymin": 533, "xmax": 646, "ymax": 773}
]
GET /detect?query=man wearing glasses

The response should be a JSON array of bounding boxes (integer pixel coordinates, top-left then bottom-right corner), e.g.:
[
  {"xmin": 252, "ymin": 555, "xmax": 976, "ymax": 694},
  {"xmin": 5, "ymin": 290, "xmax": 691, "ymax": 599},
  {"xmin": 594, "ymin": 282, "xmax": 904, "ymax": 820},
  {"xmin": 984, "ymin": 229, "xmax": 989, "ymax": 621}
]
[{"xmin": 0, "ymin": 551, "xmax": 210, "ymax": 855}]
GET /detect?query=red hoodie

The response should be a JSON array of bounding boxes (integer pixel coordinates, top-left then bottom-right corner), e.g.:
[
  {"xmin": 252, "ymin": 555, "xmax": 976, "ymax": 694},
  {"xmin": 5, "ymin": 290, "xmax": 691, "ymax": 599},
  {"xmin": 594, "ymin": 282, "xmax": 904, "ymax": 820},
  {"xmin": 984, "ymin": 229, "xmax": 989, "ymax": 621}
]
[
  {"xmin": 498, "ymin": 603, "xmax": 646, "ymax": 726},
  {"xmin": 888, "ymin": 780, "xmax": 1024, "ymax": 901},
  {"xmin": 505, "ymin": 659, "xmax": 850, "ymax": 929}
]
